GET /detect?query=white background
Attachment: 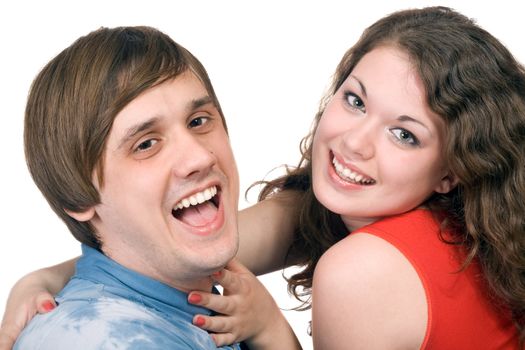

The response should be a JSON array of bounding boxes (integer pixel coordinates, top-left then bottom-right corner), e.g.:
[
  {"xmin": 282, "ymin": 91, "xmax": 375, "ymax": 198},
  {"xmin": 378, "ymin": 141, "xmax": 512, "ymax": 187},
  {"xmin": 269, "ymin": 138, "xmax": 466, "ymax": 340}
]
[{"xmin": 1, "ymin": 1, "xmax": 524, "ymax": 349}]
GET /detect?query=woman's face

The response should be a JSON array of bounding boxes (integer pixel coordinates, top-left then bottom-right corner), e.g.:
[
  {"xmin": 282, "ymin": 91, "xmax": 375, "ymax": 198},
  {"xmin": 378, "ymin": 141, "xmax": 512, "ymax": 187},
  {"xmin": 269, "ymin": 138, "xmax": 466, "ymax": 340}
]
[{"xmin": 312, "ymin": 46, "xmax": 455, "ymax": 231}]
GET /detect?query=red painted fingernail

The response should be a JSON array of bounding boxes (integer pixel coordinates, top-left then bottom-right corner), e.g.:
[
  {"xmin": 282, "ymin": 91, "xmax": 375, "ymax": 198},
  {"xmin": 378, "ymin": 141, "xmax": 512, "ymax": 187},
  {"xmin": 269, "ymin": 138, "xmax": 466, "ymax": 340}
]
[
  {"xmin": 188, "ymin": 293, "xmax": 202, "ymax": 304},
  {"xmin": 194, "ymin": 316, "xmax": 205, "ymax": 327},
  {"xmin": 42, "ymin": 300, "xmax": 56, "ymax": 312}
]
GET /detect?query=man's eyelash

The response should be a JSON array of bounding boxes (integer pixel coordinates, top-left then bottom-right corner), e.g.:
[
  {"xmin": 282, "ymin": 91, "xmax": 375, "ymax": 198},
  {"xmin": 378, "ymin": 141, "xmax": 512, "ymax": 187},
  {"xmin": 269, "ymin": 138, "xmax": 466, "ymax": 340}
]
[{"xmin": 134, "ymin": 138, "xmax": 158, "ymax": 153}]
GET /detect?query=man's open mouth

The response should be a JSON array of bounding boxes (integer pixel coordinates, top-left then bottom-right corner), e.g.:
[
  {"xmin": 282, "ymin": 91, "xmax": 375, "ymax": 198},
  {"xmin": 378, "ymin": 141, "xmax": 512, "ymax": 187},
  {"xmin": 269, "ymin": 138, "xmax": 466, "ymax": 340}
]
[{"xmin": 172, "ymin": 186, "xmax": 220, "ymax": 227}]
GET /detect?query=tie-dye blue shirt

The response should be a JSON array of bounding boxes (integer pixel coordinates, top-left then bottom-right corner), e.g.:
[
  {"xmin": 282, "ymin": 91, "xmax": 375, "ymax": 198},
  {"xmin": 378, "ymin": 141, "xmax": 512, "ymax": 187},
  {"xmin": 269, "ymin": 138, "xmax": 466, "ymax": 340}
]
[{"xmin": 14, "ymin": 245, "xmax": 243, "ymax": 350}]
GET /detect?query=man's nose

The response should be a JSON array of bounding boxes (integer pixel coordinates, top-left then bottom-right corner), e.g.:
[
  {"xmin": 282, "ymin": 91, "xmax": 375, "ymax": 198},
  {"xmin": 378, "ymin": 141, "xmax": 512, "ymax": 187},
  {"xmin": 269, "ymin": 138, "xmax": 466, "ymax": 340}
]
[{"xmin": 170, "ymin": 132, "xmax": 216, "ymax": 179}]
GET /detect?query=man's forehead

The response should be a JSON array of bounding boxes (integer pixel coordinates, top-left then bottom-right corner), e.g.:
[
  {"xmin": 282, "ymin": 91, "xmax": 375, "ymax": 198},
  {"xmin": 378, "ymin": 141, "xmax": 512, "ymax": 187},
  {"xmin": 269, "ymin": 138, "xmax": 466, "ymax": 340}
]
[{"xmin": 114, "ymin": 75, "xmax": 208, "ymax": 120}]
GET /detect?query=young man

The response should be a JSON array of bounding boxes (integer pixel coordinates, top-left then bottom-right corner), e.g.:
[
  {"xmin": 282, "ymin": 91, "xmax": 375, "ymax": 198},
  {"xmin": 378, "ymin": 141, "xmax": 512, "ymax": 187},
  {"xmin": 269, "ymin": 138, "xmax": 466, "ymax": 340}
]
[{"xmin": 14, "ymin": 26, "xmax": 242, "ymax": 349}]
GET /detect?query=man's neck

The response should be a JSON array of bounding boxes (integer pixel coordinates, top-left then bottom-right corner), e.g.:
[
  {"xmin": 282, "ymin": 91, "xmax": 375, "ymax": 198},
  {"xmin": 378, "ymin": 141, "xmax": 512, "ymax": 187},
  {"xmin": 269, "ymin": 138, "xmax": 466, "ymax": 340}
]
[{"xmin": 101, "ymin": 245, "xmax": 215, "ymax": 293}]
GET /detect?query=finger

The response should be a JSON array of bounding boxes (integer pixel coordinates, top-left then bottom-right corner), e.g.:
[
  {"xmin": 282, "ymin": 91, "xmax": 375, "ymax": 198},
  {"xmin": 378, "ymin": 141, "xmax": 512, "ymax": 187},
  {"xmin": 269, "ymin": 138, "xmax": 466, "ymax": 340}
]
[
  {"xmin": 36, "ymin": 295, "xmax": 57, "ymax": 314},
  {"xmin": 188, "ymin": 292, "xmax": 234, "ymax": 315},
  {"xmin": 223, "ymin": 257, "xmax": 250, "ymax": 274},
  {"xmin": 211, "ymin": 332, "xmax": 239, "ymax": 347},
  {"xmin": 211, "ymin": 267, "xmax": 241, "ymax": 294},
  {"xmin": 192, "ymin": 314, "xmax": 235, "ymax": 334}
]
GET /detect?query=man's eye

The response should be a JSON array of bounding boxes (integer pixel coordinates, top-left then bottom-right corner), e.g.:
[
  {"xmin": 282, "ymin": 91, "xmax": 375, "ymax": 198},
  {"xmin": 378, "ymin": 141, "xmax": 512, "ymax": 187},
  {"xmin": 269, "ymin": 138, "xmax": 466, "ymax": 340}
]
[
  {"xmin": 188, "ymin": 116, "xmax": 209, "ymax": 128},
  {"xmin": 135, "ymin": 139, "xmax": 158, "ymax": 152},
  {"xmin": 344, "ymin": 91, "xmax": 366, "ymax": 112},
  {"xmin": 390, "ymin": 128, "xmax": 420, "ymax": 147}
]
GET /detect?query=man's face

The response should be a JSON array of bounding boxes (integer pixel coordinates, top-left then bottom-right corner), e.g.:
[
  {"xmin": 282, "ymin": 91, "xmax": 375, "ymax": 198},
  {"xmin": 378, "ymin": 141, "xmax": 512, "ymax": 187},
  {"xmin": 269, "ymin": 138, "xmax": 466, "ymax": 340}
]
[{"xmin": 88, "ymin": 72, "xmax": 239, "ymax": 291}]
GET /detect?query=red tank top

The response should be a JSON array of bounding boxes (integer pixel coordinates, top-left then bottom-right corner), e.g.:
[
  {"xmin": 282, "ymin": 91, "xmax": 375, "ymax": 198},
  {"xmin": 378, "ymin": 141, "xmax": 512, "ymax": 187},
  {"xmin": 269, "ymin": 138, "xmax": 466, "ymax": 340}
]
[{"xmin": 355, "ymin": 209, "xmax": 519, "ymax": 349}]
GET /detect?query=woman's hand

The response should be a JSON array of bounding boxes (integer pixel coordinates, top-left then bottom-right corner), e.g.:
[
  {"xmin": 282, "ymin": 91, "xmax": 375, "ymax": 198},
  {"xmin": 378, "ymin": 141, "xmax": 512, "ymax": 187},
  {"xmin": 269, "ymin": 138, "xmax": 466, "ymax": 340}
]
[
  {"xmin": 0, "ymin": 258, "xmax": 76, "ymax": 350},
  {"xmin": 0, "ymin": 275, "xmax": 57, "ymax": 350},
  {"xmin": 188, "ymin": 258, "xmax": 302, "ymax": 350}
]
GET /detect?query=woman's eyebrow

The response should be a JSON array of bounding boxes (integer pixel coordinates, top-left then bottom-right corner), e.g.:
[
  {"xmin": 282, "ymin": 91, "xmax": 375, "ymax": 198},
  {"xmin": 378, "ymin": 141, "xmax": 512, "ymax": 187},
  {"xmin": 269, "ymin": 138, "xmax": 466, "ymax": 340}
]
[
  {"xmin": 348, "ymin": 75, "xmax": 367, "ymax": 98},
  {"xmin": 397, "ymin": 115, "xmax": 432, "ymax": 135}
]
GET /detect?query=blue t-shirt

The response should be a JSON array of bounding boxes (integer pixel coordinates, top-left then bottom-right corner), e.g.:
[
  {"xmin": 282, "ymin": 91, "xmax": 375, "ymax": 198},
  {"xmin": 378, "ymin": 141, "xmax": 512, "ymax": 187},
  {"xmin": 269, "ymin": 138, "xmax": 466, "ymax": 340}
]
[{"xmin": 14, "ymin": 245, "xmax": 243, "ymax": 349}]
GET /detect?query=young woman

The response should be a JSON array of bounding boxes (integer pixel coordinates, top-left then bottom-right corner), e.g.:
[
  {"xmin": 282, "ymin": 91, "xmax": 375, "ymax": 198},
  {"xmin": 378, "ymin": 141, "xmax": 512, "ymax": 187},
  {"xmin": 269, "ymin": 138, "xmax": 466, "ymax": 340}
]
[
  {"xmin": 2, "ymin": 6, "xmax": 525, "ymax": 349},
  {"xmin": 189, "ymin": 6, "xmax": 525, "ymax": 349}
]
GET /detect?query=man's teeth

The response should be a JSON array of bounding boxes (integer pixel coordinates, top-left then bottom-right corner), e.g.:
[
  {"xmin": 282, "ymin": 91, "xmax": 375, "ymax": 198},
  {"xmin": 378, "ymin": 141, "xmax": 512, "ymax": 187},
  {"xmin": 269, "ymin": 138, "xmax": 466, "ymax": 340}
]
[
  {"xmin": 332, "ymin": 157, "xmax": 375, "ymax": 185},
  {"xmin": 174, "ymin": 186, "xmax": 217, "ymax": 211}
]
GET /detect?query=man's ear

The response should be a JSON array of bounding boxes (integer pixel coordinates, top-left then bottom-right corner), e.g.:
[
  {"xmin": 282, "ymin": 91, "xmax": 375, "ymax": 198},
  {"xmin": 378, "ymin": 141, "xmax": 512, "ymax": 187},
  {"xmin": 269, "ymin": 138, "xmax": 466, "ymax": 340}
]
[
  {"xmin": 64, "ymin": 207, "xmax": 96, "ymax": 222},
  {"xmin": 434, "ymin": 172, "xmax": 459, "ymax": 194}
]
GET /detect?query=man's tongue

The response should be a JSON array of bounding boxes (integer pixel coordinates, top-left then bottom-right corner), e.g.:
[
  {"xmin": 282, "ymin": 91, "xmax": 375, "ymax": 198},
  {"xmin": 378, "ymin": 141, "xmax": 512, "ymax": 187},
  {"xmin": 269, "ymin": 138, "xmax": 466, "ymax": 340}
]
[{"xmin": 175, "ymin": 201, "xmax": 217, "ymax": 226}]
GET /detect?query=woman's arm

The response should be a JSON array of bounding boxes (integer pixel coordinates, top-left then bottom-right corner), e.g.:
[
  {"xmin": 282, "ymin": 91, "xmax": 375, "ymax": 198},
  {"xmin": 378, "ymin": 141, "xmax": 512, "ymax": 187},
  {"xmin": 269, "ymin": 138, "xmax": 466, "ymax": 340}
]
[
  {"xmin": 237, "ymin": 190, "xmax": 301, "ymax": 275},
  {"xmin": 0, "ymin": 258, "xmax": 77, "ymax": 349}
]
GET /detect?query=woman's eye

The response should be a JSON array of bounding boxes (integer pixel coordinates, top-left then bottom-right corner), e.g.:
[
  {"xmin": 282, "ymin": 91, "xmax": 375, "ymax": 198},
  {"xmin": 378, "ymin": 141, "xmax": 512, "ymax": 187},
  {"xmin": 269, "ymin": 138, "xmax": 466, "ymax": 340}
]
[
  {"xmin": 344, "ymin": 92, "xmax": 366, "ymax": 112},
  {"xmin": 135, "ymin": 139, "xmax": 158, "ymax": 152},
  {"xmin": 390, "ymin": 128, "xmax": 420, "ymax": 146}
]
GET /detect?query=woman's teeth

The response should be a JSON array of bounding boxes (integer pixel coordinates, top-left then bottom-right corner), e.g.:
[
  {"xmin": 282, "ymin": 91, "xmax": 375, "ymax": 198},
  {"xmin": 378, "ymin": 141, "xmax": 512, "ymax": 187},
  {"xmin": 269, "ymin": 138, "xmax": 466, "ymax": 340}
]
[
  {"xmin": 174, "ymin": 186, "xmax": 218, "ymax": 210},
  {"xmin": 332, "ymin": 157, "xmax": 375, "ymax": 185}
]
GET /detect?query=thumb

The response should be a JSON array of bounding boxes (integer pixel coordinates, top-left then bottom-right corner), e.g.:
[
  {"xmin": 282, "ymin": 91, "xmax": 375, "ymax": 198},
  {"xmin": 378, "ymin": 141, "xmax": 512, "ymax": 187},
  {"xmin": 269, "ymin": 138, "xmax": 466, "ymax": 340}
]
[
  {"xmin": 36, "ymin": 295, "xmax": 57, "ymax": 314},
  {"xmin": 224, "ymin": 257, "xmax": 251, "ymax": 274}
]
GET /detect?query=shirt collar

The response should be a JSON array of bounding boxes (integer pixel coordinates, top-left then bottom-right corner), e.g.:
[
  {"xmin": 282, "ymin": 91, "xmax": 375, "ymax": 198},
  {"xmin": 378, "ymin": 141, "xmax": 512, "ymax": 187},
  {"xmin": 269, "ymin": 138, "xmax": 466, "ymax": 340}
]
[{"xmin": 75, "ymin": 244, "xmax": 214, "ymax": 322}]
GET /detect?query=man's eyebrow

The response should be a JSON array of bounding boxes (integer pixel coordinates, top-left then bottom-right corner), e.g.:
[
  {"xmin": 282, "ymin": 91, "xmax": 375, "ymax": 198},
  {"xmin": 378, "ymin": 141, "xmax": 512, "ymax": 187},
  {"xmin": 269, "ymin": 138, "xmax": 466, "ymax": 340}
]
[
  {"xmin": 348, "ymin": 75, "xmax": 367, "ymax": 98},
  {"xmin": 116, "ymin": 96, "xmax": 215, "ymax": 149},
  {"xmin": 188, "ymin": 96, "xmax": 214, "ymax": 112},
  {"xmin": 118, "ymin": 117, "xmax": 160, "ymax": 149}
]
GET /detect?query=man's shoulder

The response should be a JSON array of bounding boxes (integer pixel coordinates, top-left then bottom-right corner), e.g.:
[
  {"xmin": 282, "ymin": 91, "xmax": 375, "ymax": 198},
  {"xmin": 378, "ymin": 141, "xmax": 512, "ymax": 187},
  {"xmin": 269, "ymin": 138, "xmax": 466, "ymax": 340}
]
[
  {"xmin": 14, "ymin": 295, "xmax": 191, "ymax": 349},
  {"xmin": 15, "ymin": 294, "xmax": 242, "ymax": 349}
]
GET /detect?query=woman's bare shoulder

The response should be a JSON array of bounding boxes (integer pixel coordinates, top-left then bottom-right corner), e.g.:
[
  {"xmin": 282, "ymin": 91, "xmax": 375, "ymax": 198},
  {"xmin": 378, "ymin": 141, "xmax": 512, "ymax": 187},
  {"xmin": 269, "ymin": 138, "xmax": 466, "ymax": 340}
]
[{"xmin": 312, "ymin": 232, "xmax": 427, "ymax": 350}]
